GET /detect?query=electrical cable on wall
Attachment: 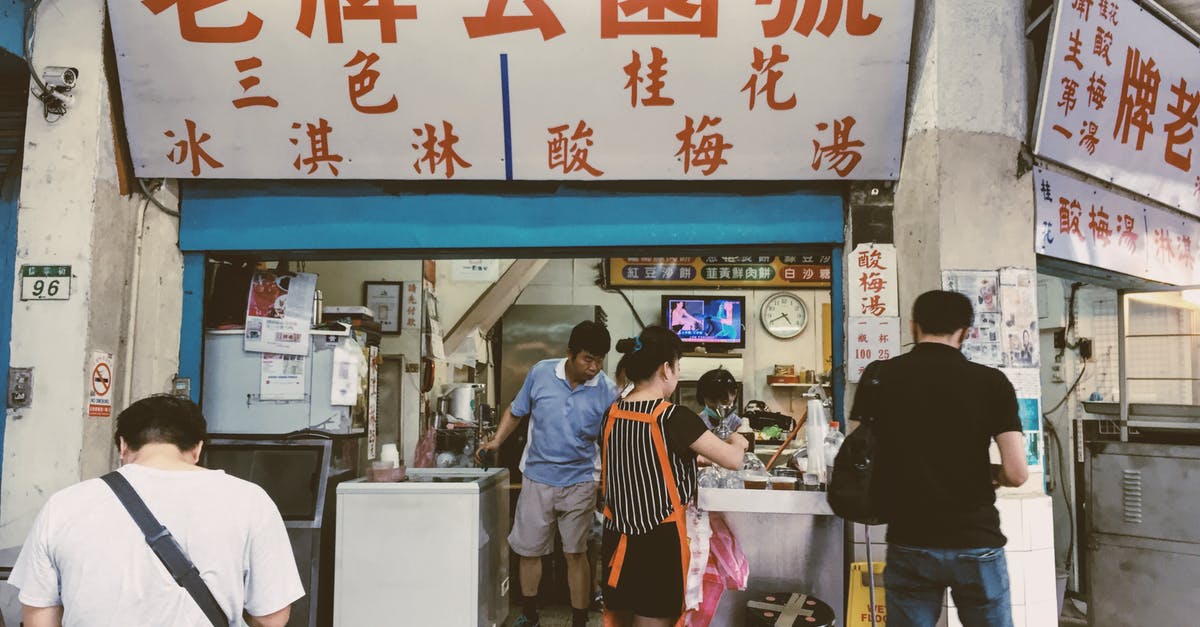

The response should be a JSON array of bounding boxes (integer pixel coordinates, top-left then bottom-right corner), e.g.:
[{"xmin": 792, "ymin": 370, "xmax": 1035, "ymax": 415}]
[
  {"xmin": 136, "ymin": 178, "xmax": 180, "ymax": 218},
  {"xmin": 595, "ymin": 261, "xmax": 646, "ymax": 330},
  {"xmin": 24, "ymin": 0, "xmax": 78, "ymax": 122},
  {"xmin": 1043, "ymin": 358, "xmax": 1087, "ymax": 569}
]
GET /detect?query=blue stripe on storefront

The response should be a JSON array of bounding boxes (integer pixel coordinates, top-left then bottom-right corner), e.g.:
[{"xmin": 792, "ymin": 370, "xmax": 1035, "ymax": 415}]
[
  {"xmin": 179, "ymin": 253, "xmax": 206, "ymax": 403},
  {"xmin": 178, "ymin": 182, "xmax": 844, "ymax": 253},
  {"xmin": 831, "ymin": 245, "xmax": 845, "ymax": 424}
]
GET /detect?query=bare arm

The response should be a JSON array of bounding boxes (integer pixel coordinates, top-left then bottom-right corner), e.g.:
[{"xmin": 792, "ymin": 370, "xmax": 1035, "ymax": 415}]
[
  {"xmin": 246, "ymin": 606, "xmax": 291, "ymax": 627},
  {"xmin": 690, "ymin": 431, "xmax": 748, "ymax": 470},
  {"xmin": 22, "ymin": 605, "xmax": 63, "ymax": 627},
  {"xmin": 994, "ymin": 431, "xmax": 1029, "ymax": 488},
  {"xmin": 476, "ymin": 407, "xmax": 524, "ymax": 461}
]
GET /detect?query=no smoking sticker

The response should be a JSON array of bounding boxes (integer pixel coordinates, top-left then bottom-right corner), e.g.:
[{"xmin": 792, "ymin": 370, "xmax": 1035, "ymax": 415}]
[{"xmin": 88, "ymin": 351, "xmax": 114, "ymax": 418}]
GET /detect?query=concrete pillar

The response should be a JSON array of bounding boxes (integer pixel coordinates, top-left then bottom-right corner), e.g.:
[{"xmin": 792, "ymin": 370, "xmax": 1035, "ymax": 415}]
[
  {"xmin": 0, "ymin": 0, "xmax": 183, "ymax": 546},
  {"xmin": 893, "ymin": 0, "xmax": 1035, "ymax": 340}
]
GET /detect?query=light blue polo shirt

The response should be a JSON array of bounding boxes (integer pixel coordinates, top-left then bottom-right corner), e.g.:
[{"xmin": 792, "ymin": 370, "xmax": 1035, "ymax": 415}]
[{"xmin": 512, "ymin": 358, "xmax": 619, "ymax": 487}]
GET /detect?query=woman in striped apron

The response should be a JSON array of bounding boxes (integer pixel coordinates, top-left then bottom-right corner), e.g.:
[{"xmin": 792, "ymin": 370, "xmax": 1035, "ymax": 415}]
[{"xmin": 600, "ymin": 326, "xmax": 749, "ymax": 627}]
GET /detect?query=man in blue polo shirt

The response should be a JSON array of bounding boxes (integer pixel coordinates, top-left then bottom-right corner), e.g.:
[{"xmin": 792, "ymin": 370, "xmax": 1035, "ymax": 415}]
[{"xmin": 478, "ymin": 321, "xmax": 618, "ymax": 627}]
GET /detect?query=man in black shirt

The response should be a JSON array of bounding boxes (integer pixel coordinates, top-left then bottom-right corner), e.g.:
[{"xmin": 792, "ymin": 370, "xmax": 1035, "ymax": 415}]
[{"xmin": 851, "ymin": 290, "xmax": 1028, "ymax": 627}]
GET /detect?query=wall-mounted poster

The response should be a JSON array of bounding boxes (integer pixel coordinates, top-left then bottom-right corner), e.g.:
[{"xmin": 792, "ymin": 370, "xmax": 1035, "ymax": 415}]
[
  {"xmin": 364, "ymin": 281, "xmax": 403, "ymax": 334},
  {"xmin": 244, "ymin": 271, "xmax": 317, "ymax": 355}
]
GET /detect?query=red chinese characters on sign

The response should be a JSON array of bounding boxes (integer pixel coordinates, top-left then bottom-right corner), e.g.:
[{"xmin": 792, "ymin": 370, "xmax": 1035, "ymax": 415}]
[
  {"xmin": 1059, "ymin": 77, "xmax": 1079, "ymax": 115},
  {"xmin": 624, "ymin": 48, "xmax": 674, "ymax": 108},
  {"xmin": 404, "ymin": 282, "xmax": 419, "ymax": 328},
  {"xmin": 297, "ymin": 0, "xmax": 417, "ymax": 44},
  {"xmin": 1058, "ymin": 196, "xmax": 1084, "ymax": 242},
  {"xmin": 344, "ymin": 51, "xmax": 398, "ymax": 114},
  {"xmin": 601, "ymin": 0, "xmax": 717, "ymax": 38},
  {"xmin": 548, "ymin": 121, "xmax": 604, "ymax": 176},
  {"xmin": 755, "ymin": 0, "xmax": 882, "ymax": 38},
  {"xmin": 856, "ymin": 246, "xmax": 889, "ymax": 317},
  {"xmin": 412, "ymin": 121, "xmax": 472, "ymax": 179},
  {"xmin": 463, "ymin": 0, "xmax": 565, "ymax": 40},
  {"xmin": 1072, "ymin": 0, "xmax": 1092, "ymax": 22},
  {"xmin": 232, "ymin": 57, "xmax": 278, "ymax": 109},
  {"xmin": 1087, "ymin": 73, "xmax": 1108, "ymax": 110},
  {"xmin": 165, "ymin": 119, "xmax": 224, "ymax": 176},
  {"xmin": 1152, "ymin": 227, "xmax": 1174, "ymax": 262},
  {"xmin": 1116, "ymin": 213, "xmax": 1138, "ymax": 253},
  {"xmin": 1064, "ymin": 29, "xmax": 1084, "ymax": 71},
  {"xmin": 811, "ymin": 116, "xmax": 864, "ymax": 177},
  {"xmin": 142, "ymin": 0, "xmax": 262, "ymax": 43},
  {"xmin": 1099, "ymin": 0, "xmax": 1119, "ymax": 25},
  {"xmin": 675, "ymin": 115, "xmax": 731, "ymax": 176},
  {"xmin": 742, "ymin": 45, "xmax": 796, "ymax": 111},
  {"xmin": 1164, "ymin": 79, "xmax": 1200, "ymax": 172},
  {"xmin": 1093, "ymin": 27, "xmax": 1113, "ymax": 66},
  {"xmin": 1112, "ymin": 47, "xmax": 1160, "ymax": 151},
  {"xmin": 1079, "ymin": 121, "xmax": 1100, "ymax": 154},
  {"xmin": 1088, "ymin": 205, "xmax": 1112, "ymax": 245},
  {"xmin": 291, "ymin": 118, "xmax": 344, "ymax": 175}
]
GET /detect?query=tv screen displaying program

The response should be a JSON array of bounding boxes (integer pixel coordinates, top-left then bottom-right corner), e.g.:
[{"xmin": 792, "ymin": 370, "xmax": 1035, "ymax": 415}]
[{"xmin": 663, "ymin": 296, "xmax": 745, "ymax": 348}]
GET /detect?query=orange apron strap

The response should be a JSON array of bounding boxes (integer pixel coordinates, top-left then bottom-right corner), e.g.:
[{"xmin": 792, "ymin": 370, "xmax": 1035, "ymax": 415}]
[
  {"xmin": 600, "ymin": 401, "xmax": 620, "ymax": 501},
  {"xmin": 606, "ymin": 533, "xmax": 629, "ymax": 588},
  {"xmin": 646, "ymin": 400, "xmax": 691, "ymax": 620}
]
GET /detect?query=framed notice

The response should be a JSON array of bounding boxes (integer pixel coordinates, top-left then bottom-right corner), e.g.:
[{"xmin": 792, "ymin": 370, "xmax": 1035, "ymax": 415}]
[{"xmin": 363, "ymin": 281, "xmax": 403, "ymax": 334}]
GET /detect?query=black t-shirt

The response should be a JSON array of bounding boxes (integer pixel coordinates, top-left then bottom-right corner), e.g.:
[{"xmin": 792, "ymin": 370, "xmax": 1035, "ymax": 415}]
[{"xmin": 850, "ymin": 343, "xmax": 1022, "ymax": 548}]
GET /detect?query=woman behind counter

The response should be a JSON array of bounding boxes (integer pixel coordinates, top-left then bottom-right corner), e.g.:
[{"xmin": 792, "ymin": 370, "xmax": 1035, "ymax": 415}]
[{"xmin": 600, "ymin": 326, "xmax": 748, "ymax": 627}]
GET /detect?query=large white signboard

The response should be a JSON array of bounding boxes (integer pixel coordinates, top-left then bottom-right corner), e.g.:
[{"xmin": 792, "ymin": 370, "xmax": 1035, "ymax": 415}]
[
  {"xmin": 1034, "ymin": 0, "xmax": 1200, "ymax": 216},
  {"xmin": 1035, "ymin": 166, "xmax": 1200, "ymax": 284},
  {"xmin": 108, "ymin": 0, "xmax": 916, "ymax": 180}
]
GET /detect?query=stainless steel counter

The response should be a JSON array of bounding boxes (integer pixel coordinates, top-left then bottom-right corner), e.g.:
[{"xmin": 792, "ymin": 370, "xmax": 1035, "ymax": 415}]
[{"xmin": 698, "ymin": 488, "xmax": 843, "ymax": 626}]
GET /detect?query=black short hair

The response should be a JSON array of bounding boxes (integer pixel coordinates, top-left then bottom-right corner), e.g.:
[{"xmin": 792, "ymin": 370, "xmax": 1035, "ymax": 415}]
[
  {"xmin": 696, "ymin": 368, "xmax": 737, "ymax": 406},
  {"xmin": 114, "ymin": 395, "xmax": 208, "ymax": 452},
  {"xmin": 615, "ymin": 326, "xmax": 685, "ymax": 383},
  {"xmin": 912, "ymin": 290, "xmax": 974, "ymax": 335},
  {"xmin": 568, "ymin": 320, "xmax": 612, "ymax": 357}
]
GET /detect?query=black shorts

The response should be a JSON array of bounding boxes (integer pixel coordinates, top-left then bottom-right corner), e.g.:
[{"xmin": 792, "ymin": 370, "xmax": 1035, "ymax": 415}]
[{"xmin": 601, "ymin": 521, "xmax": 687, "ymax": 618}]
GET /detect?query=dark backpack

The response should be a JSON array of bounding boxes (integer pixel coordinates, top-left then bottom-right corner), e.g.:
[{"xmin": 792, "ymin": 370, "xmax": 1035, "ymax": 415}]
[{"xmin": 827, "ymin": 360, "xmax": 889, "ymax": 525}]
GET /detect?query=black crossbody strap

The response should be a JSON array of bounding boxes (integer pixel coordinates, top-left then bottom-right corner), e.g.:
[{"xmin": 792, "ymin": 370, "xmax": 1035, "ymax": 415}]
[{"xmin": 101, "ymin": 472, "xmax": 228, "ymax": 627}]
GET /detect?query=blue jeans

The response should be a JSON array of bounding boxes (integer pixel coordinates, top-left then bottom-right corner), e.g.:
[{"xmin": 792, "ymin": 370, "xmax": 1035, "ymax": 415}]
[{"xmin": 884, "ymin": 543, "xmax": 1013, "ymax": 627}]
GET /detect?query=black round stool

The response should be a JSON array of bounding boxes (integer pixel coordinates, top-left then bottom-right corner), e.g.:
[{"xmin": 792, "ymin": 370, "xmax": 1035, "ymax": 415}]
[{"xmin": 745, "ymin": 591, "xmax": 836, "ymax": 627}]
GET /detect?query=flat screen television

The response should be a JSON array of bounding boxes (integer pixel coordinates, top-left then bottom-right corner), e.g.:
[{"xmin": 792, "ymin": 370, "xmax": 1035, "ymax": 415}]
[{"xmin": 662, "ymin": 295, "xmax": 746, "ymax": 350}]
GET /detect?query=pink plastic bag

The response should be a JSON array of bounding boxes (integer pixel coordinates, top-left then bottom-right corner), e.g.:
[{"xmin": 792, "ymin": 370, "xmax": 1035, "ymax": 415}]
[
  {"xmin": 684, "ymin": 512, "xmax": 749, "ymax": 627},
  {"xmin": 412, "ymin": 426, "xmax": 437, "ymax": 468}
]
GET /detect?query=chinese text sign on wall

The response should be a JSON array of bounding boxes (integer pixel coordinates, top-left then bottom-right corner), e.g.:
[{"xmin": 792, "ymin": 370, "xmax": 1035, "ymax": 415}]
[
  {"xmin": 847, "ymin": 243, "xmax": 897, "ymax": 317},
  {"xmin": 1035, "ymin": 166, "xmax": 1200, "ymax": 285},
  {"xmin": 607, "ymin": 254, "xmax": 832, "ymax": 288},
  {"xmin": 847, "ymin": 316, "xmax": 899, "ymax": 383},
  {"xmin": 108, "ymin": 0, "xmax": 916, "ymax": 181},
  {"xmin": 1034, "ymin": 0, "xmax": 1200, "ymax": 216}
]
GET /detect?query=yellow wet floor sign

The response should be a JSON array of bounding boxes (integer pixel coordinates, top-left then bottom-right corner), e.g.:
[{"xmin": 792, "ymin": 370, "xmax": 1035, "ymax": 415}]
[{"xmin": 847, "ymin": 561, "xmax": 886, "ymax": 626}]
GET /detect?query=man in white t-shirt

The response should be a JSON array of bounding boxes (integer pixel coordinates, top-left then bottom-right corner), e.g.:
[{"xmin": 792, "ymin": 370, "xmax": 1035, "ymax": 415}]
[{"xmin": 9, "ymin": 395, "xmax": 305, "ymax": 627}]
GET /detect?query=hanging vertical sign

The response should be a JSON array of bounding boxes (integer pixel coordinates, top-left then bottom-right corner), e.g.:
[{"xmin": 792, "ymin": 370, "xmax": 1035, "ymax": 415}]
[
  {"xmin": 848, "ymin": 243, "xmax": 898, "ymax": 317},
  {"xmin": 847, "ymin": 316, "xmax": 900, "ymax": 383},
  {"xmin": 402, "ymin": 281, "xmax": 423, "ymax": 331}
]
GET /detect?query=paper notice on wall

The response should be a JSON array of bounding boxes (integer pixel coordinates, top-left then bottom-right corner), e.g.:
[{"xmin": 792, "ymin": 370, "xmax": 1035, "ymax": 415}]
[
  {"xmin": 402, "ymin": 281, "xmax": 423, "ymax": 331},
  {"xmin": 367, "ymin": 345, "xmax": 379, "ymax": 460},
  {"xmin": 942, "ymin": 270, "xmax": 1002, "ymax": 366},
  {"xmin": 452, "ymin": 259, "xmax": 500, "ymax": 282},
  {"xmin": 998, "ymin": 268, "xmax": 1039, "ymax": 368},
  {"xmin": 330, "ymin": 342, "xmax": 360, "ymax": 406},
  {"xmin": 244, "ymin": 271, "xmax": 317, "ymax": 355},
  {"xmin": 88, "ymin": 351, "xmax": 115, "ymax": 418},
  {"xmin": 260, "ymin": 353, "xmax": 306, "ymax": 401},
  {"xmin": 848, "ymin": 317, "xmax": 901, "ymax": 383},
  {"xmin": 1000, "ymin": 368, "xmax": 1042, "ymax": 469},
  {"xmin": 424, "ymin": 284, "xmax": 446, "ymax": 360}
]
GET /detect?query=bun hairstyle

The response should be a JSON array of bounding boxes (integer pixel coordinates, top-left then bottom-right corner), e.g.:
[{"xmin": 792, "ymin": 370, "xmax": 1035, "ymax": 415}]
[{"xmin": 615, "ymin": 326, "xmax": 686, "ymax": 383}]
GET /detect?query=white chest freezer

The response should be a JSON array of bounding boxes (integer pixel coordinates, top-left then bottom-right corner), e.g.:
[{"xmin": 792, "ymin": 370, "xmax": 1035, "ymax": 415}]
[{"xmin": 334, "ymin": 468, "xmax": 510, "ymax": 627}]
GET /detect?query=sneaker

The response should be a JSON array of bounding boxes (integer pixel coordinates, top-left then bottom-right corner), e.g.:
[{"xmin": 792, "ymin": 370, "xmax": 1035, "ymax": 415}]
[
  {"xmin": 512, "ymin": 614, "xmax": 540, "ymax": 627},
  {"xmin": 590, "ymin": 590, "xmax": 604, "ymax": 611}
]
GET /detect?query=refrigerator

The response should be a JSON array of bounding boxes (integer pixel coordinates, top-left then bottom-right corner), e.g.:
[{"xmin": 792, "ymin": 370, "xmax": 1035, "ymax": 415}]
[{"xmin": 333, "ymin": 468, "xmax": 510, "ymax": 627}]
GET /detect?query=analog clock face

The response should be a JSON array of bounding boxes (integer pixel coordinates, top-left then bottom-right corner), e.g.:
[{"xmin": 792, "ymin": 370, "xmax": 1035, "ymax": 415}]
[{"xmin": 760, "ymin": 293, "xmax": 807, "ymax": 339}]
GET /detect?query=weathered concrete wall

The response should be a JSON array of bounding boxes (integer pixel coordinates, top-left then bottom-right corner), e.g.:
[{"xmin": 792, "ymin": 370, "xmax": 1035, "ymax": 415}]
[{"xmin": 0, "ymin": 0, "xmax": 182, "ymax": 547}]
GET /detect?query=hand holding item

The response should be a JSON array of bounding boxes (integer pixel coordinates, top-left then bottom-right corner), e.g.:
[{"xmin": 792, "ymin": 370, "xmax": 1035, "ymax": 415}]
[{"xmin": 474, "ymin": 439, "xmax": 499, "ymax": 465}]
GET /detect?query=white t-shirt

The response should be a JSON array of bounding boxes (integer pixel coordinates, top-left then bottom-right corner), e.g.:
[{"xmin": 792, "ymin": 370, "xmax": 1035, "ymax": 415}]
[{"xmin": 9, "ymin": 463, "xmax": 305, "ymax": 627}]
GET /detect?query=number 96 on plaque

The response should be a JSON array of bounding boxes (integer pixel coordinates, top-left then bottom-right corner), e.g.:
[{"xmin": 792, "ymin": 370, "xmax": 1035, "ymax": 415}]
[{"xmin": 20, "ymin": 265, "xmax": 71, "ymax": 301}]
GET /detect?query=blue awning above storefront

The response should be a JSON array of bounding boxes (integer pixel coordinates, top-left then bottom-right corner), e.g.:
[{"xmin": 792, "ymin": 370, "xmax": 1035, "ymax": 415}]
[{"xmin": 179, "ymin": 182, "xmax": 844, "ymax": 254}]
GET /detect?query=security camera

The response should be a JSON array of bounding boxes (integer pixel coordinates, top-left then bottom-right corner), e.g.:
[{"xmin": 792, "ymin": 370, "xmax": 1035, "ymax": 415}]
[{"xmin": 41, "ymin": 66, "xmax": 78, "ymax": 91}]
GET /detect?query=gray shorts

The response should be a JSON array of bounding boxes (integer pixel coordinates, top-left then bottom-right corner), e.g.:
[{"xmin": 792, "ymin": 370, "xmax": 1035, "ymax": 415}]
[{"xmin": 508, "ymin": 477, "xmax": 597, "ymax": 557}]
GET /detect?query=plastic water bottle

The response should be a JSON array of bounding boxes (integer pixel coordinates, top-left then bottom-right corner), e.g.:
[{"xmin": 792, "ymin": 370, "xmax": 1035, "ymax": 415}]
[
  {"xmin": 805, "ymin": 399, "xmax": 827, "ymax": 488},
  {"xmin": 823, "ymin": 422, "xmax": 845, "ymax": 484}
]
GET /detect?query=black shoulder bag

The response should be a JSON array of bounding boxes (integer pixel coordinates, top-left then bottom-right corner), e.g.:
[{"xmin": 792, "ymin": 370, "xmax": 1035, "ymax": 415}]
[
  {"xmin": 827, "ymin": 360, "xmax": 890, "ymax": 526},
  {"xmin": 101, "ymin": 472, "xmax": 229, "ymax": 627}
]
